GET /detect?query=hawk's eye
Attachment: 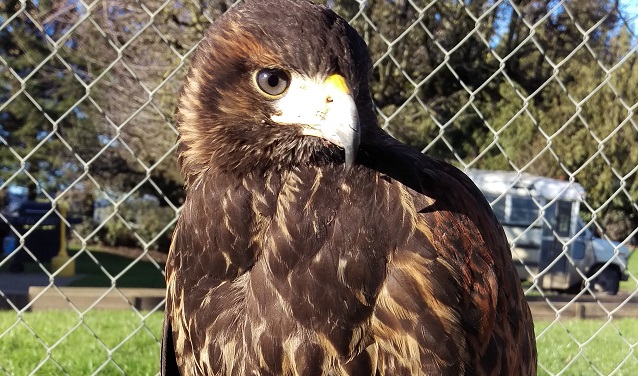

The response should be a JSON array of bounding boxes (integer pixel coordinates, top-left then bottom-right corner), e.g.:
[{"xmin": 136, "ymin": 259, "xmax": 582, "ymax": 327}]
[{"xmin": 255, "ymin": 68, "xmax": 290, "ymax": 97}]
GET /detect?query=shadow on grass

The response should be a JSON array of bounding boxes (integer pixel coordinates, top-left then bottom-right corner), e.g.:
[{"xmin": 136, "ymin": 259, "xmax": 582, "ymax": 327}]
[
  {"xmin": 0, "ymin": 246, "xmax": 166, "ymax": 289},
  {"xmin": 68, "ymin": 248, "xmax": 166, "ymax": 289}
]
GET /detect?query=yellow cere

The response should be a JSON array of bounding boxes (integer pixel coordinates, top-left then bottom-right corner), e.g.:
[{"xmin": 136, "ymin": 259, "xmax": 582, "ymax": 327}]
[{"xmin": 325, "ymin": 74, "xmax": 350, "ymax": 95}]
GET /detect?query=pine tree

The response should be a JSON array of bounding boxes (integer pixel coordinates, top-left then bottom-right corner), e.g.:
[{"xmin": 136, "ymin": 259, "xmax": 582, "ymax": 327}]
[{"xmin": 0, "ymin": 0, "xmax": 93, "ymax": 191}]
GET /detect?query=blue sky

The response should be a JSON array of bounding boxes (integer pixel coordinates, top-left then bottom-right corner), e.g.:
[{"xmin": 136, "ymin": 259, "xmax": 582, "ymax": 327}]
[{"xmin": 621, "ymin": 0, "xmax": 638, "ymax": 33}]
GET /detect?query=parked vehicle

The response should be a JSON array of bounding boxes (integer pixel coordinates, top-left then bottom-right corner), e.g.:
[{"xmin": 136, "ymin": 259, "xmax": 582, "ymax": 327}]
[{"xmin": 467, "ymin": 170, "xmax": 630, "ymax": 295}]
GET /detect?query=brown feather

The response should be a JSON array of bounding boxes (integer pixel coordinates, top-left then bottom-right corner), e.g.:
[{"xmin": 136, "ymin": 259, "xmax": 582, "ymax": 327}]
[{"xmin": 162, "ymin": 0, "xmax": 536, "ymax": 375}]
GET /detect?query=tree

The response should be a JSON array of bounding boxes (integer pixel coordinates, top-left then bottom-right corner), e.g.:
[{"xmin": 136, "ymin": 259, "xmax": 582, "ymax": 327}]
[
  {"xmin": 2, "ymin": 0, "xmax": 635, "ymax": 248},
  {"xmin": 471, "ymin": 2, "xmax": 637, "ymax": 241},
  {"xmin": 0, "ymin": 0, "xmax": 93, "ymax": 191}
]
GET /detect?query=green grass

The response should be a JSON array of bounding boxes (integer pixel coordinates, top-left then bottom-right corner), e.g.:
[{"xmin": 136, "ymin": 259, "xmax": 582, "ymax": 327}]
[
  {"xmin": 0, "ymin": 311, "xmax": 163, "ymax": 376},
  {"xmin": 536, "ymin": 319, "xmax": 638, "ymax": 375},
  {"xmin": 620, "ymin": 249, "xmax": 638, "ymax": 293},
  {"xmin": 66, "ymin": 248, "xmax": 165, "ymax": 289},
  {"xmin": 1, "ymin": 311, "xmax": 638, "ymax": 375},
  {"xmin": 0, "ymin": 245, "xmax": 166, "ymax": 289}
]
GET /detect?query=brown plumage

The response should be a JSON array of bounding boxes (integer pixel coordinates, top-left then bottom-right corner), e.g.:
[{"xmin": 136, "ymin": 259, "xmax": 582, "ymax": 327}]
[{"xmin": 161, "ymin": 0, "xmax": 537, "ymax": 375}]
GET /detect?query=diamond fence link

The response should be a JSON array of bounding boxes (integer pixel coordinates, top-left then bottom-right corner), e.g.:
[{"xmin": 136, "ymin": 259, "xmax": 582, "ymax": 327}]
[{"xmin": 0, "ymin": 0, "xmax": 636, "ymax": 374}]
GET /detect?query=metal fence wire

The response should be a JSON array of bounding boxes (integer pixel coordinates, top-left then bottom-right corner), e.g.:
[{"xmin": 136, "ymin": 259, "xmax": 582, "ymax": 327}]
[{"xmin": 1, "ymin": 0, "xmax": 637, "ymax": 374}]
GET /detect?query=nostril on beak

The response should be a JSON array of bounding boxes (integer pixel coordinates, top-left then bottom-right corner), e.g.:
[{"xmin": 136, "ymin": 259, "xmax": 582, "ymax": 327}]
[{"xmin": 326, "ymin": 96, "xmax": 333, "ymax": 104}]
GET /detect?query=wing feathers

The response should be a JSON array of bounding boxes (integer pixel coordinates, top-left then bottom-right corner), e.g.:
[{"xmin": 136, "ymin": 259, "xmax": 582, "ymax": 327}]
[{"xmin": 165, "ymin": 136, "xmax": 535, "ymax": 374}]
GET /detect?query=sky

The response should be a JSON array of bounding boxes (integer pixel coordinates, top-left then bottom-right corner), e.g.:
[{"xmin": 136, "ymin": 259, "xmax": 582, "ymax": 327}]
[{"xmin": 621, "ymin": 0, "xmax": 638, "ymax": 33}]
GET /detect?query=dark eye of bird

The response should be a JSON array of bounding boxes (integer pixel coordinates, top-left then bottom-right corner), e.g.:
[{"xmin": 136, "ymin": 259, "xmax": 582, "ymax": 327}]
[{"xmin": 256, "ymin": 68, "xmax": 290, "ymax": 97}]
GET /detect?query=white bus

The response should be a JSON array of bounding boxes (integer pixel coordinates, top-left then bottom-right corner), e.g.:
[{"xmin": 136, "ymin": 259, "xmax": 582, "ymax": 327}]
[{"xmin": 467, "ymin": 170, "xmax": 630, "ymax": 295}]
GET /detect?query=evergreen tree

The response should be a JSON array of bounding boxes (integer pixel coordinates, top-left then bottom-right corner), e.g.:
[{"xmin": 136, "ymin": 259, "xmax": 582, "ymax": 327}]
[
  {"xmin": 1, "ymin": 0, "xmax": 635, "ymax": 246},
  {"xmin": 0, "ymin": 0, "xmax": 95, "ymax": 192}
]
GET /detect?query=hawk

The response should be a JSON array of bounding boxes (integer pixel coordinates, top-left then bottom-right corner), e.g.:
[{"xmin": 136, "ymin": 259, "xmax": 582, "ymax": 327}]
[{"xmin": 161, "ymin": 0, "xmax": 537, "ymax": 375}]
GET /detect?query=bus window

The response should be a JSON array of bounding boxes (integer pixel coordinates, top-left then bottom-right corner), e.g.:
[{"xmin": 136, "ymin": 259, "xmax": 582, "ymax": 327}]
[
  {"xmin": 509, "ymin": 196, "xmax": 539, "ymax": 226},
  {"xmin": 484, "ymin": 194, "xmax": 506, "ymax": 222}
]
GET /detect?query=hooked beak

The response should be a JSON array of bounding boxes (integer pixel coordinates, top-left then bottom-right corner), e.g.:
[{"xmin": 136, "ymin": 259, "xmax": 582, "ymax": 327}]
[{"xmin": 271, "ymin": 74, "xmax": 360, "ymax": 169}]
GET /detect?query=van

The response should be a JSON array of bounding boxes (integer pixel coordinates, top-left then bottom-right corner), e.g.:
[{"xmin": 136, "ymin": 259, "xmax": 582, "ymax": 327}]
[{"xmin": 467, "ymin": 170, "xmax": 630, "ymax": 295}]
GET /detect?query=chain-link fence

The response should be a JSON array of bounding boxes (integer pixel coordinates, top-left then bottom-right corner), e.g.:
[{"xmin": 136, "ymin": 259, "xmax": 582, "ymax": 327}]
[{"xmin": 0, "ymin": 0, "xmax": 637, "ymax": 374}]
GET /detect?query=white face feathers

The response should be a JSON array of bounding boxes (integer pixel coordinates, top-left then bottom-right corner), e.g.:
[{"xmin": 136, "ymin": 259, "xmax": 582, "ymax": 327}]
[{"xmin": 268, "ymin": 73, "xmax": 360, "ymax": 169}]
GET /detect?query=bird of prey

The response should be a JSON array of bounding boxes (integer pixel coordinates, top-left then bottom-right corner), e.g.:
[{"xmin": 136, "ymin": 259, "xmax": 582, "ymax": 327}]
[{"xmin": 161, "ymin": 0, "xmax": 537, "ymax": 375}]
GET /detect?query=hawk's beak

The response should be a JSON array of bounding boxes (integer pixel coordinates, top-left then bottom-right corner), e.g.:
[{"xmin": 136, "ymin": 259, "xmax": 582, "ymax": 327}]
[{"xmin": 271, "ymin": 74, "xmax": 360, "ymax": 169}]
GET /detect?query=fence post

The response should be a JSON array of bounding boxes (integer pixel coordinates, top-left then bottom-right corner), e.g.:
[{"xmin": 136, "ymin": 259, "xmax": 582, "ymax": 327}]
[{"xmin": 51, "ymin": 204, "xmax": 75, "ymax": 277}]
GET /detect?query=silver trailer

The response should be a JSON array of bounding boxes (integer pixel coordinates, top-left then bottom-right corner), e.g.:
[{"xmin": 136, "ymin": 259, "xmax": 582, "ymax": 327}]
[{"xmin": 467, "ymin": 170, "xmax": 629, "ymax": 295}]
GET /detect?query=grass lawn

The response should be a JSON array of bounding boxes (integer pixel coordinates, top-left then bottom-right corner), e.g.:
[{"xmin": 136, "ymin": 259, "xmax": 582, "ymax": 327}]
[
  {"xmin": 66, "ymin": 248, "xmax": 166, "ymax": 289},
  {"xmin": 620, "ymin": 248, "xmax": 638, "ymax": 293},
  {"xmin": 1, "ymin": 311, "xmax": 638, "ymax": 375},
  {"xmin": 0, "ymin": 245, "xmax": 166, "ymax": 289},
  {"xmin": 536, "ymin": 319, "xmax": 638, "ymax": 375},
  {"xmin": 0, "ymin": 311, "xmax": 163, "ymax": 376}
]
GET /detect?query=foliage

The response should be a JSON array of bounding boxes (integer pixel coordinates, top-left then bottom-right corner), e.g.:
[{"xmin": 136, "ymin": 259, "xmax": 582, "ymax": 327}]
[
  {"xmin": 0, "ymin": 0, "xmax": 187, "ymax": 204},
  {"xmin": 0, "ymin": 0, "xmax": 94, "ymax": 189},
  {"xmin": 1, "ymin": 0, "xmax": 636, "ymax": 247},
  {"xmin": 79, "ymin": 195, "xmax": 176, "ymax": 251},
  {"xmin": 341, "ymin": 0, "xmax": 638, "ymax": 242}
]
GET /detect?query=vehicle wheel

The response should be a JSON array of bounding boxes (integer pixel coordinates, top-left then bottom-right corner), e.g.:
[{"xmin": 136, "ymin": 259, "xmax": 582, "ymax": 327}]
[
  {"xmin": 565, "ymin": 282, "xmax": 583, "ymax": 295},
  {"xmin": 591, "ymin": 267, "xmax": 620, "ymax": 295}
]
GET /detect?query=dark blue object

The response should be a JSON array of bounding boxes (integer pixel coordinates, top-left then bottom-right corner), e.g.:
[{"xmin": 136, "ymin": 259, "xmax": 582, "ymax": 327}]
[{"xmin": 2, "ymin": 201, "xmax": 81, "ymax": 273}]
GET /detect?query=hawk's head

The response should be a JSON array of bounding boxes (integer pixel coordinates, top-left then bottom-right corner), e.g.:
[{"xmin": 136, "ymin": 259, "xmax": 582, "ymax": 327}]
[{"xmin": 176, "ymin": 0, "xmax": 374, "ymax": 183}]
